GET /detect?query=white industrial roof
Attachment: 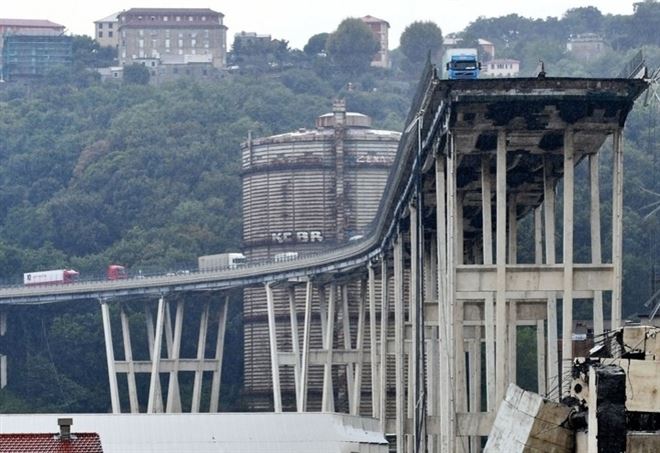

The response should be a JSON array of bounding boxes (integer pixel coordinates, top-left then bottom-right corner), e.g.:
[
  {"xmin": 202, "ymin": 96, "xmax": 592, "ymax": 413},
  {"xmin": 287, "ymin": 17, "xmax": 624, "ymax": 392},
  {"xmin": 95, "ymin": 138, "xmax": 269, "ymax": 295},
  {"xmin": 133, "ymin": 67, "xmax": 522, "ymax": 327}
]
[{"xmin": 0, "ymin": 412, "xmax": 388, "ymax": 453}]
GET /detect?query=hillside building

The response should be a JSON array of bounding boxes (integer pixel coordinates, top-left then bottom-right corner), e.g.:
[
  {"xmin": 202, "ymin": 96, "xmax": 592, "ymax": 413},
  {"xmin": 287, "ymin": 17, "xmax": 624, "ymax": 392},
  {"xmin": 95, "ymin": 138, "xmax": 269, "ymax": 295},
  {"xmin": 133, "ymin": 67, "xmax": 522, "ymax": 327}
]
[
  {"xmin": 360, "ymin": 15, "xmax": 390, "ymax": 68},
  {"xmin": 478, "ymin": 38, "xmax": 495, "ymax": 62},
  {"xmin": 0, "ymin": 18, "xmax": 64, "ymax": 58},
  {"xmin": 233, "ymin": 31, "xmax": 272, "ymax": 49},
  {"xmin": 2, "ymin": 35, "xmax": 72, "ymax": 81},
  {"xmin": 567, "ymin": 33, "xmax": 608, "ymax": 61},
  {"xmin": 94, "ymin": 12, "xmax": 120, "ymax": 49},
  {"xmin": 483, "ymin": 58, "xmax": 520, "ymax": 77},
  {"xmin": 117, "ymin": 8, "xmax": 227, "ymax": 69}
]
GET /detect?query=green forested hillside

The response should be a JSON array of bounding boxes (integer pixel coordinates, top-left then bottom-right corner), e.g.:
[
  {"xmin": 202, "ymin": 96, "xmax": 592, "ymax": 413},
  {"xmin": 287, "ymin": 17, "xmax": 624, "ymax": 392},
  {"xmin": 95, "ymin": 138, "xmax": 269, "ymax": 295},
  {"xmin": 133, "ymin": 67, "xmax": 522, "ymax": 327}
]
[{"xmin": 0, "ymin": 3, "xmax": 658, "ymax": 411}]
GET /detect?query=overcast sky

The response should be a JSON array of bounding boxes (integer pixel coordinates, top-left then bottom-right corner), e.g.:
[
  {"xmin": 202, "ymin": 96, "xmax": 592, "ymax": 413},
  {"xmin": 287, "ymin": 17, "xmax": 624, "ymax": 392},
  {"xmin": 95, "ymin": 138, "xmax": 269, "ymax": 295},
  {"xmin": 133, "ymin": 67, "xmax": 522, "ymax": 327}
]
[{"xmin": 2, "ymin": 1, "xmax": 637, "ymax": 49}]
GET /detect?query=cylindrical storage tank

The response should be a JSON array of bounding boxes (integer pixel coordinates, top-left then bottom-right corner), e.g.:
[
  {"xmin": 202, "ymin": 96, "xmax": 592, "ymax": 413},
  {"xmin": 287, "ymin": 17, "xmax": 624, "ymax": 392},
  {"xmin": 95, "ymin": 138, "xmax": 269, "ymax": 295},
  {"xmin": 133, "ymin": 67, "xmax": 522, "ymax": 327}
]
[{"xmin": 241, "ymin": 100, "xmax": 400, "ymax": 410}]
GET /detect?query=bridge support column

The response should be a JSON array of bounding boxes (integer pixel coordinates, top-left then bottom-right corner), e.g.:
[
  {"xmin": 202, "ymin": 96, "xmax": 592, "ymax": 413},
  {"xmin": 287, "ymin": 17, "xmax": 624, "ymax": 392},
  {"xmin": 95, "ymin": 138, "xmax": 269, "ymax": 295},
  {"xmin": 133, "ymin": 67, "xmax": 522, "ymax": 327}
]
[
  {"xmin": 589, "ymin": 154, "xmax": 604, "ymax": 337},
  {"xmin": 322, "ymin": 283, "xmax": 336, "ymax": 412},
  {"xmin": 507, "ymin": 195, "xmax": 517, "ymax": 386},
  {"xmin": 298, "ymin": 281, "xmax": 313, "ymax": 412},
  {"xmin": 101, "ymin": 300, "xmax": 121, "ymax": 414},
  {"xmin": 495, "ymin": 129, "xmax": 508, "ymax": 404},
  {"xmin": 481, "ymin": 155, "xmax": 496, "ymax": 412},
  {"xmin": 543, "ymin": 157, "xmax": 559, "ymax": 400},
  {"xmin": 341, "ymin": 284, "xmax": 355, "ymax": 414},
  {"xmin": 165, "ymin": 300, "xmax": 184, "ymax": 413},
  {"xmin": 350, "ymin": 279, "xmax": 366, "ymax": 415},
  {"xmin": 147, "ymin": 296, "xmax": 166, "ymax": 413},
  {"xmin": 265, "ymin": 283, "xmax": 282, "ymax": 413},
  {"xmin": 0, "ymin": 310, "xmax": 7, "ymax": 389},
  {"xmin": 119, "ymin": 304, "xmax": 139, "ymax": 413},
  {"xmin": 191, "ymin": 301, "xmax": 209, "ymax": 412},
  {"xmin": 287, "ymin": 286, "xmax": 302, "ymax": 409},
  {"xmin": 210, "ymin": 295, "xmax": 229, "ymax": 412},
  {"xmin": 537, "ymin": 320, "xmax": 546, "ymax": 395},
  {"xmin": 562, "ymin": 129, "xmax": 575, "ymax": 396},
  {"xmin": 394, "ymin": 230, "xmax": 405, "ymax": 452},
  {"xmin": 611, "ymin": 128, "xmax": 624, "ymax": 329},
  {"xmin": 436, "ymin": 154, "xmax": 454, "ymax": 451},
  {"xmin": 368, "ymin": 264, "xmax": 379, "ymax": 418},
  {"xmin": 378, "ymin": 256, "xmax": 389, "ymax": 433}
]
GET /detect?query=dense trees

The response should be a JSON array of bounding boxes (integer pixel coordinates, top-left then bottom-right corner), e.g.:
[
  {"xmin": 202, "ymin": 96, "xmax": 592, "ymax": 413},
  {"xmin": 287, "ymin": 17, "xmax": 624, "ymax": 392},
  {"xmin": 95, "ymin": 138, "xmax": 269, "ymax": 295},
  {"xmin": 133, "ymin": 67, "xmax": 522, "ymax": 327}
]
[
  {"xmin": 399, "ymin": 21, "xmax": 444, "ymax": 66},
  {"xmin": 123, "ymin": 63, "xmax": 150, "ymax": 84},
  {"xmin": 303, "ymin": 33, "xmax": 329, "ymax": 56}
]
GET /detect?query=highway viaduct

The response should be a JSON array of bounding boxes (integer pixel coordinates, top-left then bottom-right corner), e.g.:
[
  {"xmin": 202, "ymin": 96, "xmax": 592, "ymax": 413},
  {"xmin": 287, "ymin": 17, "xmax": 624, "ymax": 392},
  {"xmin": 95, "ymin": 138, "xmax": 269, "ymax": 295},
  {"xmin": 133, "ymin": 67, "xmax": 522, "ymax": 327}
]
[{"xmin": 0, "ymin": 63, "xmax": 648, "ymax": 451}]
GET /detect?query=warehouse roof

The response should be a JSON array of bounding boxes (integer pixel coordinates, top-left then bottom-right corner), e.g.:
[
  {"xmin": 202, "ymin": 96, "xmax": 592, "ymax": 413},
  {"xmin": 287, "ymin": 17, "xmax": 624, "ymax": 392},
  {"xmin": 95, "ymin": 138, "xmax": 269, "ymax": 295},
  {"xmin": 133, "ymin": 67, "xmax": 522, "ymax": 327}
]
[{"xmin": 0, "ymin": 413, "xmax": 387, "ymax": 453}]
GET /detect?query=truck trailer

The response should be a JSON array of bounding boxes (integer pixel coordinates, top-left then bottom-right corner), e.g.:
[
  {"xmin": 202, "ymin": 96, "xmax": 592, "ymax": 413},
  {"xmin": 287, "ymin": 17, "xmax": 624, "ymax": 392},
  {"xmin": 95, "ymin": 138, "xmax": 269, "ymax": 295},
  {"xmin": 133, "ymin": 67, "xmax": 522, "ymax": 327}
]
[
  {"xmin": 198, "ymin": 253, "xmax": 246, "ymax": 271},
  {"xmin": 23, "ymin": 269, "xmax": 79, "ymax": 285}
]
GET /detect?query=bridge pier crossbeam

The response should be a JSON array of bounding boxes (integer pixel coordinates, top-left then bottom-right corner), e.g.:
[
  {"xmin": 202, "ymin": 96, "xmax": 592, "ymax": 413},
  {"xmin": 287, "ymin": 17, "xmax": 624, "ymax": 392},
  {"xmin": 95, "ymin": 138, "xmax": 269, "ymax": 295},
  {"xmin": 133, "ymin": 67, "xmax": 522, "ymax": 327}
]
[{"xmin": 100, "ymin": 294, "xmax": 229, "ymax": 414}]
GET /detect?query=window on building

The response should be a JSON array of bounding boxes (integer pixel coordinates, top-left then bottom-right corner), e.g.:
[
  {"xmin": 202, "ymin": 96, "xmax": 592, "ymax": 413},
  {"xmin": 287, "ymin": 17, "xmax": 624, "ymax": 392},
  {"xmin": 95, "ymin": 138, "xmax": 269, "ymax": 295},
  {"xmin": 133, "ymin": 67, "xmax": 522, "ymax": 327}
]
[
  {"xmin": 109, "ymin": 31, "xmax": 113, "ymax": 38},
  {"xmin": 108, "ymin": 22, "xmax": 113, "ymax": 29},
  {"xmin": 165, "ymin": 39, "xmax": 170, "ymax": 48},
  {"xmin": 150, "ymin": 16, "xmax": 155, "ymax": 21},
  {"xmin": 178, "ymin": 39, "xmax": 183, "ymax": 47},
  {"xmin": 139, "ymin": 29, "xmax": 144, "ymax": 37},
  {"xmin": 191, "ymin": 39, "xmax": 196, "ymax": 47},
  {"xmin": 202, "ymin": 16, "xmax": 206, "ymax": 21},
  {"xmin": 151, "ymin": 61, "xmax": 156, "ymax": 67},
  {"xmin": 139, "ymin": 39, "xmax": 144, "ymax": 48},
  {"xmin": 138, "ymin": 16, "xmax": 143, "ymax": 20},
  {"xmin": 99, "ymin": 23, "xmax": 104, "ymax": 29},
  {"xmin": 188, "ymin": 16, "xmax": 193, "ymax": 21},
  {"xmin": 98, "ymin": 31, "xmax": 103, "ymax": 38},
  {"xmin": 176, "ymin": 16, "xmax": 181, "ymax": 21}
]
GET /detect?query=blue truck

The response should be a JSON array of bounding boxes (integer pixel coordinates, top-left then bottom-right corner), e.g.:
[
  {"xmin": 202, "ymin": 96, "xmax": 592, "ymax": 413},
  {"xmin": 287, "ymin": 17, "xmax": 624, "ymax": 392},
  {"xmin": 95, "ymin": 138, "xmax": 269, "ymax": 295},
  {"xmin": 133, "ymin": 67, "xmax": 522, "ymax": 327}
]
[{"xmin": 441, "ymin": 48, "xmax": 481, "ymax": 79}]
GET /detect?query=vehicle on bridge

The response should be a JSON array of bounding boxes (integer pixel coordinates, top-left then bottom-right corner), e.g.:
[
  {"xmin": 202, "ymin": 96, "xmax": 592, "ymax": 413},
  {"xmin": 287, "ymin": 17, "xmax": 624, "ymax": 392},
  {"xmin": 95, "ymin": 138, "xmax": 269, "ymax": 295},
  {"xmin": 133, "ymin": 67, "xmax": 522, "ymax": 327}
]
[
  {"xmin": 107, "ymin": 264, "xmax": 128, "ymax": 280},
  {"xmin": 442, "ymin": 48, "xmax": 481, "ymax": 79},
  {"xmin": 24, "ymin": 269, "xmax": 80, "ymax": 285},
  {"xmin": 198, "ymin": 253, "xmax": 247, "ymax": 271},
  {"xmin": 23, "ymin": 264, "xmax": 128, "ymax": 285}
]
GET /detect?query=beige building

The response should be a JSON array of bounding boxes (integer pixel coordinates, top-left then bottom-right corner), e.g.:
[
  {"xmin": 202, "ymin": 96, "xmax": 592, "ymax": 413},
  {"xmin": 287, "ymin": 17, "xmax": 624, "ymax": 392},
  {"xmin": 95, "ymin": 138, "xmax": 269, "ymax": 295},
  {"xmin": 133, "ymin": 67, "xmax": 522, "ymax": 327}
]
[
  {"xmin": 117, "ymin": 8, "xmax": 227, "ymax": 69},
  {"xmin": 94, "ymin": 12, "xmax": 120, "ymax": 48},
  {"xmin": 483, "ymin": 59, "xmax": 520, "ymax": 78},
  {"xmin": 360, "ymin": 15, "xmax": 390, "ymax": 68}
]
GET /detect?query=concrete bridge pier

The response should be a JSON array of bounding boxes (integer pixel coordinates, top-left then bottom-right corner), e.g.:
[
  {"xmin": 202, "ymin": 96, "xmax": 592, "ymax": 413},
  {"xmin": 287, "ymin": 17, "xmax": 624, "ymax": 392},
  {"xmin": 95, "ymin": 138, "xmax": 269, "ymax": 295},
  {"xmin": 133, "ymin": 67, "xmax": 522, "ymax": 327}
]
[{"xmin": 99, "ymin": 294, "xmax": 229, "ymax": 414}]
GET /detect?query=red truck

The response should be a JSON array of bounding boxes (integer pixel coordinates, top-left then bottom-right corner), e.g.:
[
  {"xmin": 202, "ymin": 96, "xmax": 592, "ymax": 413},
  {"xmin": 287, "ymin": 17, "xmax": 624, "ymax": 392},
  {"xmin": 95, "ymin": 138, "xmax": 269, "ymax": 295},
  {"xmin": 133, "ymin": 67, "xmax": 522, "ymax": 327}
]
[
  {"xmin": 107, "ymin": 264, "xmax": 128, "ymax": 280},
  {"xmin": 23, "ymin": 265, "xmax": 127, "ymax": 285}
]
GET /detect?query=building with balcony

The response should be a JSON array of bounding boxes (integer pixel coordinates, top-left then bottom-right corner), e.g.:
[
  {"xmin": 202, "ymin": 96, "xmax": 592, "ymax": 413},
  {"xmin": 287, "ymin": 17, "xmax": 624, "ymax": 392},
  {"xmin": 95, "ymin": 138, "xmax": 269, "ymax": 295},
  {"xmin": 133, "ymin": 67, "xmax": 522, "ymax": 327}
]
[{"xmin": 117, "ymin": 8, "xmax": 227, "ymax": 69}]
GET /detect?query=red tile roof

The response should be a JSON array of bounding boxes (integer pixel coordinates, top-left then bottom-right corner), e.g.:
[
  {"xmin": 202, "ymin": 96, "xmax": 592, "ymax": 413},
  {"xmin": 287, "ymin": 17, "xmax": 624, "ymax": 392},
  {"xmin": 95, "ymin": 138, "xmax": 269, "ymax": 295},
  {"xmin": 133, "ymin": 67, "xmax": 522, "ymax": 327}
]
[
  {"xmin": 0, "ymin": 19, "xmax": 65, "ymax": 29},
  {"xmin": 0, "ymin": 433, "xmax": 103, "ymax": 452}
]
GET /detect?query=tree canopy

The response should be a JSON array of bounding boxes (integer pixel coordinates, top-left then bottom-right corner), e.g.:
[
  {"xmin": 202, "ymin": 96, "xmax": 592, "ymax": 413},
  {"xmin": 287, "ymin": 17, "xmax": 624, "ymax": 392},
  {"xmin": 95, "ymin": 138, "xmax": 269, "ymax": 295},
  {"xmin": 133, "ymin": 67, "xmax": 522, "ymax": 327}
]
[
  {"xmin": 303, "ymin": 33, "xmax": 329, "ymax": 55},
  {"xmin": 326, "ymin": 18, "xmax": 379, "ymax": 75},
  {"xmin": 399, "ymin": 21, "xmax": 444, "ymax": 65}
]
